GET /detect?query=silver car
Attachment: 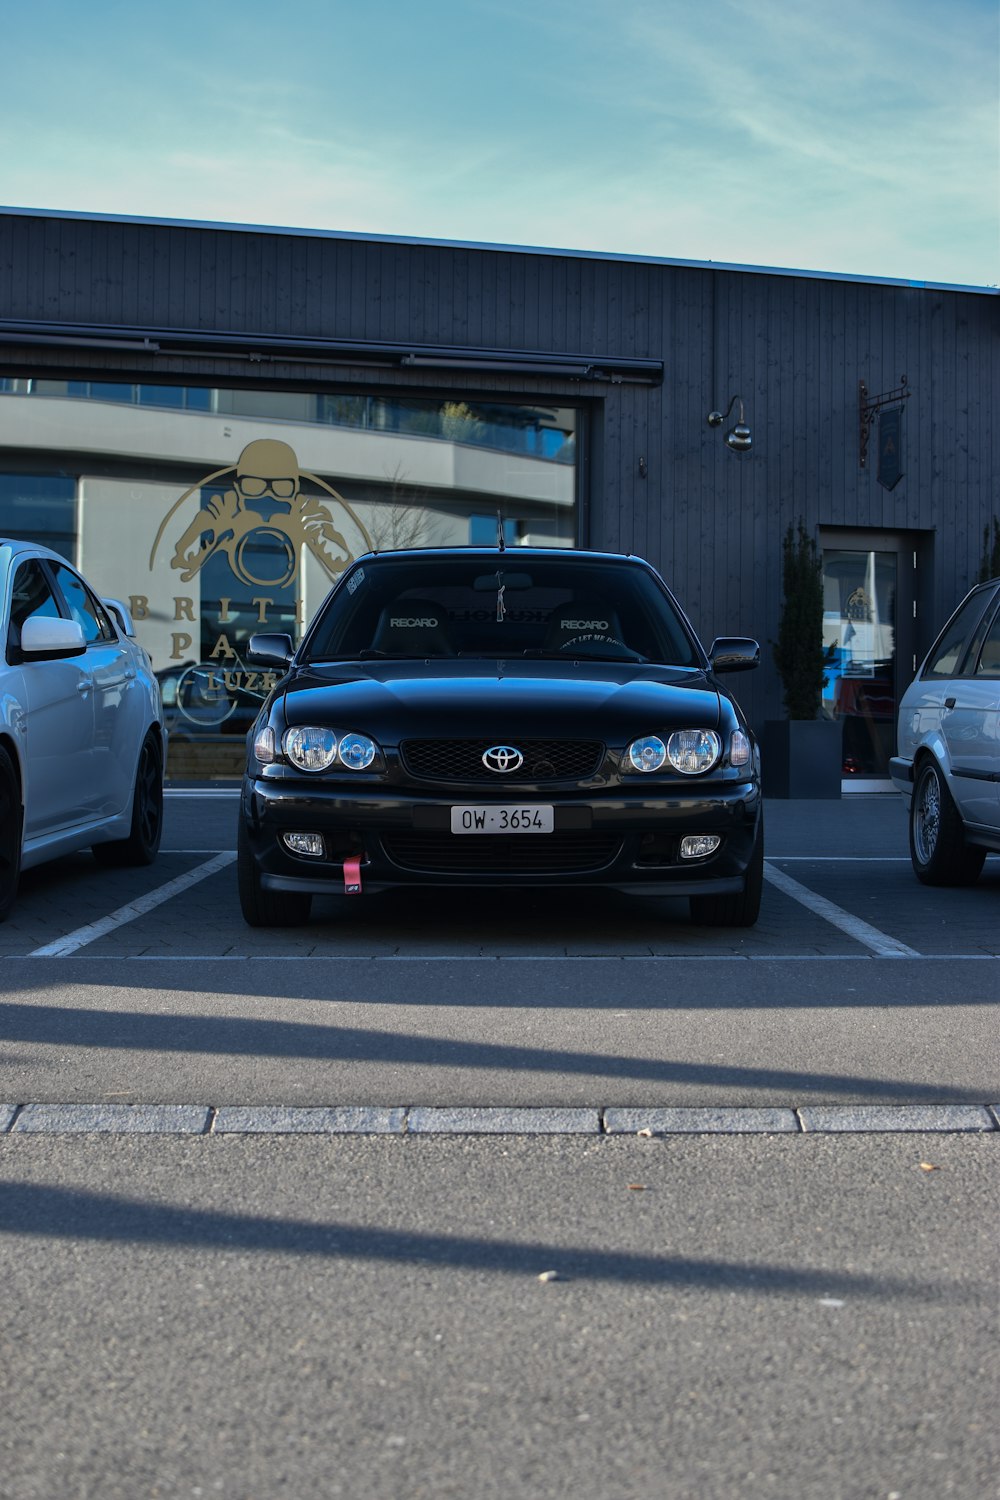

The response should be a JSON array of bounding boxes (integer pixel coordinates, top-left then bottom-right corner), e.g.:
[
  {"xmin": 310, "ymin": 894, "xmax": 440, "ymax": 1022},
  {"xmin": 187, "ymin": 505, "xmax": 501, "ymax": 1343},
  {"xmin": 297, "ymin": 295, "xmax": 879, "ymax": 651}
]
[
  {"xmin": 890, "ymin": 576, "xmax": 1000, "ymax": 884},
  {"xmin": 0, "ymin": 537, "xmax": 166, "ymax": 921}
]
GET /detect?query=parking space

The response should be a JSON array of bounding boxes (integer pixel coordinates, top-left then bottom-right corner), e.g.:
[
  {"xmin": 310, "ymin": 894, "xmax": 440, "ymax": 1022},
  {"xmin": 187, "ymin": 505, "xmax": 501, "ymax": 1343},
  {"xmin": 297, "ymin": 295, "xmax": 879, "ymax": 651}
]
[
  {"xmin": 0, "ymin": 851, "xmax": 225, "ymax": 961},
  {"xmin": 1, "ymin": 790, "xmax": 996, "ymax": 961},
  {"xmin": 1, "ymin": 791, "xmax": 997, "ymax": 1113},
  {"xmin": 766, "ymin": 854, "xmax": 1000, "ymax": 958}
]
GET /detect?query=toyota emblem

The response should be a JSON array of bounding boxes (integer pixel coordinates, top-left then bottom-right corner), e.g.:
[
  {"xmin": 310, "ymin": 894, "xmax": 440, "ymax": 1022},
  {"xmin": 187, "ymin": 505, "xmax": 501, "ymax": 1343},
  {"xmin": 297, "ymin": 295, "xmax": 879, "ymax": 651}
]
[{"xmin": 482, "ymin": 744, "xmax": 524, "ymax": 774}]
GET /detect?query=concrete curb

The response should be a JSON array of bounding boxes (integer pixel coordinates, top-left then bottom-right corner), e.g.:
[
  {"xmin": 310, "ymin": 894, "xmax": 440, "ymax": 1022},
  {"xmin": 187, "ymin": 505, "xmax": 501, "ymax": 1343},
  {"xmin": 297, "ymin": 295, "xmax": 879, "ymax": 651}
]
[
  {"xmin": 213, "ymin": 1106, "xmax": 407, "ymax": 1134},
  {"xmin": 1, "ymin": 1104, "xmax": 998, "ymax": 1136},
  {"xmin": 10, "ymin": 1104, "xmax": 212, "ymax": 1134},
  {"xmin": 605, "ymin": 1107, "xmax": 799, "ymax": 1134},
  {"xmin": 797, "ymin": 1104, "xmax": 996, "ymax": 1133},
  {"xmin": 407, "ymin": 1107, "xmax": 599, "ymax": 1134}
]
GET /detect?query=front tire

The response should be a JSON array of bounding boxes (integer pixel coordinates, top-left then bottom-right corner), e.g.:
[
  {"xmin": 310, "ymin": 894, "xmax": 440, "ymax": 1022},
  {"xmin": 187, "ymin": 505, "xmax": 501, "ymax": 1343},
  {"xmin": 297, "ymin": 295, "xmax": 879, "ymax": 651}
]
[
  {"xmin": 909, "ymin": 759, "xmax": 985, "ymax": 886},
  {"xmin": 0, "ymin": 744, "xmax": 23, "ymax": 922},
  {"xmin": 689, "ymin": 819, "xmax": 764, "ymax": 928},
  {"xmin": 92, "ymin": 731, "xmax": 164, "ymax": 867},
  {"xmin": 237, "ymin": 820, "xmax": 312, "ymax": 927}
]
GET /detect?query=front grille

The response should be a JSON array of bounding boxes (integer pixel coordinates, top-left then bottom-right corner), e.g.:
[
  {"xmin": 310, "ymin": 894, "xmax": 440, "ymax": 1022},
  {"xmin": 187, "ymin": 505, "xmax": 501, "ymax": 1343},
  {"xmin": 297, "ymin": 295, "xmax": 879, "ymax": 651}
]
[
  {"xmin": 400, "ymin": 739, "xmax": 604, "ymax": 783},
  {"xmin": 381, "ymin": 832, "xmax": 623, "ymax": 875}
]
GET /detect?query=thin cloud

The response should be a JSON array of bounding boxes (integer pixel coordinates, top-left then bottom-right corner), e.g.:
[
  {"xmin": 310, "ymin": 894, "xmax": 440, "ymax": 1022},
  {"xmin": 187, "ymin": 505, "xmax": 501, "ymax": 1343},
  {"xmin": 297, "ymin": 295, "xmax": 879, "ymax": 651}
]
[{"xmin": 0, "ymin": 0, "xmax": 995, "ymax": 284}]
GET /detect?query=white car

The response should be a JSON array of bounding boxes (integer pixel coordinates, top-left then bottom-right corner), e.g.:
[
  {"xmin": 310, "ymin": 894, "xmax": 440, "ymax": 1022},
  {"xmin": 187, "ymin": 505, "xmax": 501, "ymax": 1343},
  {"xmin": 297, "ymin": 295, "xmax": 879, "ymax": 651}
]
[
  {"xmin": 890, "ymin": 576, "xmax": 1000, "ymax": 884},
  {"xmin": 0, "ymin": 537, "xmax": 166, "ymax": 921}
]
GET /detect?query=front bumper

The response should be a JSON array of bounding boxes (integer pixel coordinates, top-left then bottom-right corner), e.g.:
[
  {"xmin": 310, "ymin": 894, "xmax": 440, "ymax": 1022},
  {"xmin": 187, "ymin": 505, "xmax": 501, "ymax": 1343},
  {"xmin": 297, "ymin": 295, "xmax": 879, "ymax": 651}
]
[{"xmin": 241, "ymin": 775, "xmax": 762, "ymax": 896}]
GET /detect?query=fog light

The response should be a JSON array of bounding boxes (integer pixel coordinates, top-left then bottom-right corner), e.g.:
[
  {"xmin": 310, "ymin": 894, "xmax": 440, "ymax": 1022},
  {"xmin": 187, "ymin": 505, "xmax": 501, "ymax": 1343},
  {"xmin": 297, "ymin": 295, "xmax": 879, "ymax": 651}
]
[
  {"xmin": 282, "ymin": 832, "xmax": 326, "ymax": 858},
  {"xmin": 679, "ymin": 835, "xmax": 721, "ymax": 859}
]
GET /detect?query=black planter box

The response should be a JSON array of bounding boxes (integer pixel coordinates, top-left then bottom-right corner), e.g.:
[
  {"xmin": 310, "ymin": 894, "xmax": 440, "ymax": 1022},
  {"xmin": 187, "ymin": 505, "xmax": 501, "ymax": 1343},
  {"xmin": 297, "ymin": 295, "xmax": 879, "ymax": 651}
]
[{"xmin": 762, "ymin": 719, "xmax": 842, "ymax": 799}]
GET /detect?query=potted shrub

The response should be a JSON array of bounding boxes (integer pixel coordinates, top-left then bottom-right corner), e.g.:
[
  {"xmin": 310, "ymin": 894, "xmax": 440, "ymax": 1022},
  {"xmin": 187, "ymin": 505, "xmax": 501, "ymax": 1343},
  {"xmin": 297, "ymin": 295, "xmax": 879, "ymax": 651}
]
[{"xmin": 763, "ymin": 521, "xmax": 842, "ymax": 798}]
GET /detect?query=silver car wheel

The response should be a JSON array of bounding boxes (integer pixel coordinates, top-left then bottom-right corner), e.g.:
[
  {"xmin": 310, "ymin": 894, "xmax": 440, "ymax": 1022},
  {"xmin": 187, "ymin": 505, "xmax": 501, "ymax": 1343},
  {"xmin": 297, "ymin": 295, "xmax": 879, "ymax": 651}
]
[{"xmin": 913, "ymin": 765, "xmax": 941, "ymax": 867}]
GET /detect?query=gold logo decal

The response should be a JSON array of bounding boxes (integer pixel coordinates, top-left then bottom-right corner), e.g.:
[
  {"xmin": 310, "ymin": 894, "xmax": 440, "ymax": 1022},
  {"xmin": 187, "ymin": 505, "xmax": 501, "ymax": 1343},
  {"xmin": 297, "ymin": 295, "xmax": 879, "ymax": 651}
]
[{"xmin": 149, "ymin": 438, "xmax": 371, "ymax": 587}]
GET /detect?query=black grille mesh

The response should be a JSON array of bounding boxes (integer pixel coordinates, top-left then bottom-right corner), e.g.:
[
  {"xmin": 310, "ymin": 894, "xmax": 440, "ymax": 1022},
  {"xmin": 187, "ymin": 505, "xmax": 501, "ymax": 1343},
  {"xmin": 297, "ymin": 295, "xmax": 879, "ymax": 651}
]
[
  {"xmin": 400, "ymin": 739, "xmax": 604, "ymax": 783},
  {"xmin": 381, "ymin": 832, "xmax": 622, "ymax": 874}
]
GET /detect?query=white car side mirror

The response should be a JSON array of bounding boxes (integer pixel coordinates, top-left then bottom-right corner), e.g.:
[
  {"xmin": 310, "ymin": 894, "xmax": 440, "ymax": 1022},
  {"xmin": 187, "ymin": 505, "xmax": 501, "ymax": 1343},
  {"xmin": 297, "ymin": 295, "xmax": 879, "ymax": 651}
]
[{"xmin": 20, "ymin": 616, "xmax": 87, "ymax": 657}]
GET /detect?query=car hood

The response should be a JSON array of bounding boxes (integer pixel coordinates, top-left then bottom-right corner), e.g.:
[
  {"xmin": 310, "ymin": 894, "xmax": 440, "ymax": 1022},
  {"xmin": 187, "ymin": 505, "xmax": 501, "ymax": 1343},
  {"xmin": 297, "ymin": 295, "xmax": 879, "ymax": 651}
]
[{"xmin": 280, "ymin": 659, "xmax": 723, "ymax": 737}]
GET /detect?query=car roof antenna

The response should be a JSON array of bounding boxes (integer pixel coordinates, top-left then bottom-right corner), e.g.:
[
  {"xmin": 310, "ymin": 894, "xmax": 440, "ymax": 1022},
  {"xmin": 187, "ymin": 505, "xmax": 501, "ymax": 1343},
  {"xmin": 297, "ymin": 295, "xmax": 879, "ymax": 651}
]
[{"xmin": 496, "ymin": 509, "xmax": 506, "ymax": 553}]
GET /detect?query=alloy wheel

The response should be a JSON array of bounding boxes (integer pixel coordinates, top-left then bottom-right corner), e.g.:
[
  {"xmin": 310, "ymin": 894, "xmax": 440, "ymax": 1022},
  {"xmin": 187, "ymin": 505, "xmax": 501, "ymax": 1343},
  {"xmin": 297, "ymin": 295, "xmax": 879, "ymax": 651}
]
[{"xmin": 913, "ymin": 767, "xmax": 941, "ymax": 866}]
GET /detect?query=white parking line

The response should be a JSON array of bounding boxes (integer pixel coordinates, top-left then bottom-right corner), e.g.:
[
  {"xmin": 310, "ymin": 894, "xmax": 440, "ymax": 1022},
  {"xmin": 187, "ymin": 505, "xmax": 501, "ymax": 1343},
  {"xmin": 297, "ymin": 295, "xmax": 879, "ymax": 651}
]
[
  {"xmin": 16, "ymin": 855, "xmax": 948, "ymax": 962},
  {"xmin": 28, "ymin": 853, "xmax": 237, "ymax": 958},
  {"xmin": 763, "ymin": 862, "xmax": 921, "ymax": 958}
]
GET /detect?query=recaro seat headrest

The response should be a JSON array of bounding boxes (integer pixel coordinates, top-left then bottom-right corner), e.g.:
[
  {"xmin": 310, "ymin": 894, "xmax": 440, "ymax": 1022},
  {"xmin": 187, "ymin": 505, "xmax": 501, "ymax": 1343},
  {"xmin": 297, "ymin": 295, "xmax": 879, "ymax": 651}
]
[
  {"xmin": 544, "ymin": 601, "xmax": 624, "ymax": 653},
  {"xmin": 372, "ymin": 598, "xmax": 453, "ymax": 656}
]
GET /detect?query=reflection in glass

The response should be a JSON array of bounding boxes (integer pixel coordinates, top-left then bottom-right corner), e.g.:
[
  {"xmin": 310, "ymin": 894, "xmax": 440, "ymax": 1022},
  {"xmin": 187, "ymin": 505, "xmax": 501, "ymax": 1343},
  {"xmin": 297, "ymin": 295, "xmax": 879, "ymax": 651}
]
[
  {"xmin": 0, "ymin": 378, "xmax": 580, "ymax": 780},
  {"xmin": 822, "ymin": 550, "xmax": 897, "ymax": 777}
]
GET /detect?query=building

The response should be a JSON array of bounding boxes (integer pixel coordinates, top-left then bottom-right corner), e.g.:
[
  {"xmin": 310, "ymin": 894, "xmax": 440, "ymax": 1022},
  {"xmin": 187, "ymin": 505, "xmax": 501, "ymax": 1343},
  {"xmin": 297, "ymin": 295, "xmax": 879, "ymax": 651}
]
[{"xmin": 1, "ymin": 206, "xmax": 996, "ymax": 784}]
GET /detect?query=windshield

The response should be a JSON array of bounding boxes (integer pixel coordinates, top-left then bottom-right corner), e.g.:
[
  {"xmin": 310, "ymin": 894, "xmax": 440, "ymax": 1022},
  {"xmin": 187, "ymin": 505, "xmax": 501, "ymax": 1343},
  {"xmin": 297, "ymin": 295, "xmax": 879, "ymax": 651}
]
[{"xmin": 301, "ymin": 556, "xmax": 702, "ymax": 667}]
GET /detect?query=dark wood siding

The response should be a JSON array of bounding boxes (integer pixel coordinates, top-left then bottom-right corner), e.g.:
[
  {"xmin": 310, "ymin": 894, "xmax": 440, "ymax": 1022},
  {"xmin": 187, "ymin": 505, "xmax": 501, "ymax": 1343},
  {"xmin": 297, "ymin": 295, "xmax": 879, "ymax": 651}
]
[{"xmin": 1, "ymin": 209, "xmax": 997, "ymax": 730}]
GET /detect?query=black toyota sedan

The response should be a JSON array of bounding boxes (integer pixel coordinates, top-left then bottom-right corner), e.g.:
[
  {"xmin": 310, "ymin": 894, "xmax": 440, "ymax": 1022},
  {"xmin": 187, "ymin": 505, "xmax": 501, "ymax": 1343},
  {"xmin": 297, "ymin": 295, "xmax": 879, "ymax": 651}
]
[{"xmin": 238, "ymin": 548, "xmax": 763, "ymax": 928}]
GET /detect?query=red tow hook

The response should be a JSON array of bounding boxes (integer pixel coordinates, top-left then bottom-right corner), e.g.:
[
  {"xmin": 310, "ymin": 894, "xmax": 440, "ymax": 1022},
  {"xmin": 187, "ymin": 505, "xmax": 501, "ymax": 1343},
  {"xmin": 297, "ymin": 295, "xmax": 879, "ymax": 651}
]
[{"xmin": 343, "ymin": 856, "xmax": 363, "ymax": 895}]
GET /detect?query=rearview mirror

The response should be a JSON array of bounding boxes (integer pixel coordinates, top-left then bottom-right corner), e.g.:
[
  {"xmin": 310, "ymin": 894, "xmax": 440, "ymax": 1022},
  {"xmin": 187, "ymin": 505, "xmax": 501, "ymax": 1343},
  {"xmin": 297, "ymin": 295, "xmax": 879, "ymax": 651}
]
[
  {"xmin": 247, "ymin": 632, "xmax": 295, "ymax": 669},
  {"xmin": 708, "ymin": 637, "xmax": 760, "ymax": 673},
  {"xmin": 473, "ymin": 572, "xmax": 533, "ymax": 591}
]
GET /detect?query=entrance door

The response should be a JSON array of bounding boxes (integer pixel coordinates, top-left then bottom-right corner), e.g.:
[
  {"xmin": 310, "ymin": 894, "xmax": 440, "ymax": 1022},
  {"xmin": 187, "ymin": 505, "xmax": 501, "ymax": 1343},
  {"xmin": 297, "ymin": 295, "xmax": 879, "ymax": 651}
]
[{"xmin": 820, "ymin": 531, "xmax": 917, "ymax": 784}]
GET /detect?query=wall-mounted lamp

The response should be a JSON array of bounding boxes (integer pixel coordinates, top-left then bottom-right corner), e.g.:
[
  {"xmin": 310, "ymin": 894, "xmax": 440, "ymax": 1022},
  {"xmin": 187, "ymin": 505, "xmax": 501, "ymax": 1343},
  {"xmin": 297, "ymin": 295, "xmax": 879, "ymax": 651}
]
[{"xmin": 707, "ymin": 395, "xmax": 752, "ymax": 453}]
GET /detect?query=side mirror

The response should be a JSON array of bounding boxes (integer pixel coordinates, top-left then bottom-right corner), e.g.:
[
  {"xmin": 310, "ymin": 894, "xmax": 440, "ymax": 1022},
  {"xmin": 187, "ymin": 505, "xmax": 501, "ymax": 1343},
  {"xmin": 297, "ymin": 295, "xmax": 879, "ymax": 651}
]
[
  {"xmin": 103, "ymin": 597, "xmax": 136, "ymax": 636},
  {"xmin": 708, "ymin": 636, "xmax": 760, "ymax": 673},
  {"xmin": 20, "ymin": 616, "xmax": 87, "ymax": 659},
  {"xmin": 247, "ymin": 632, "xmax": 295, "ymax": 669}
]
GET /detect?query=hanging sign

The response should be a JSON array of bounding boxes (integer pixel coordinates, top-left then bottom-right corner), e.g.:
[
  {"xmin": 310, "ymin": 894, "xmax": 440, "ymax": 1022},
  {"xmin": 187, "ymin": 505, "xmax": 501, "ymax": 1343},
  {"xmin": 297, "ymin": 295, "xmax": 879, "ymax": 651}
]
[{"xmin": 877, "ymin": 407, "xmax": 903, "ymax": 491}]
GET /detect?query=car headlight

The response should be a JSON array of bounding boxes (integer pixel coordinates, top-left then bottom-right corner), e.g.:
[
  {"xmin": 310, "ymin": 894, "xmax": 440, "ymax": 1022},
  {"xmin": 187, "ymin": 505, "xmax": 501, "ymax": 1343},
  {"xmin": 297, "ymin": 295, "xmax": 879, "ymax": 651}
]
[
  {"xmin": 283, "ymin": 726, "xmax": 339, "ymax": 772},
  {"xmin": 337, "ymin": 732, "xmax": 377, "ymax": 771},
  {"xmin": 627, "ymin": 735, "xmax": 668, "ymax": 773},
  {"xmin": 666, "ymin": 729, "xmax": 722, "ymax": 774},
  {"xmin": 627, "ymin": 730, "xmax": 724, "ymax": 775},
  {"xmin": 281, "ymin": 727, "xmax": 381, "ymax": 772}
]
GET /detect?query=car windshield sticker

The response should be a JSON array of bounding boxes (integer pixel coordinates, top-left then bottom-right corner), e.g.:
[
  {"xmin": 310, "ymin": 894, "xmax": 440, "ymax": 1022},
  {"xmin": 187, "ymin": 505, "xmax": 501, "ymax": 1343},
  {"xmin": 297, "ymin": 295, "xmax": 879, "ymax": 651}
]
[
  {"xmin": 346, "ymin": 567, "xmax": 365, "ymax": 595},
  {"xmin": 496, "ymin": 575, "xmax": 507, "ymax": 624}
]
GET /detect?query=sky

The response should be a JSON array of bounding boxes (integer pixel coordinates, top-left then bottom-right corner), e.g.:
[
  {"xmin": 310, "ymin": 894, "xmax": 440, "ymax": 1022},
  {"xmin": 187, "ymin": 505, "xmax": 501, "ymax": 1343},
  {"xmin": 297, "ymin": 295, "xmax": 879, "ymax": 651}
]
[{"xmin": 3, "ymin": 0, "xmax": 998, "ymax": 287}]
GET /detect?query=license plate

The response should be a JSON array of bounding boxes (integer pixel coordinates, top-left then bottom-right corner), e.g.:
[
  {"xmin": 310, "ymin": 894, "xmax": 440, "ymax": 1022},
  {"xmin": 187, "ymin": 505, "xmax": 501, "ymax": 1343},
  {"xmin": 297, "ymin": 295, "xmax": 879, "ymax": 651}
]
[{"xmin": 451, "ymin": 805, "xmax": 554, "ymax": 834}]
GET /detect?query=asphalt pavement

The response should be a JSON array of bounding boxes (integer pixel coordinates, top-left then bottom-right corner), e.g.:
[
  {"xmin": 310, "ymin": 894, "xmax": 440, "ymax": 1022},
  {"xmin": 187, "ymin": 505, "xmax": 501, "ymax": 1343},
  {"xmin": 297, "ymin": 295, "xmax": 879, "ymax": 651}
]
[
  {"xmin": 1, "ymin": 792, "xmax": 997, "ymax": 1499},
  {"xmin": 3, "ymin": 1132, "xmax": 997, "ymax": 1500},
  {"xmin": 0, "ymin": 792, "xmax": 997, "ymax": 1112}
]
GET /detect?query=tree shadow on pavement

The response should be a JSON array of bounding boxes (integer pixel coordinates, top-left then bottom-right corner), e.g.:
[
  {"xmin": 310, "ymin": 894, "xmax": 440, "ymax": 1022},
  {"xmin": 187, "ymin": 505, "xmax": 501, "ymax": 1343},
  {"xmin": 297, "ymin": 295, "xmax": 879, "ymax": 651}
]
[{"xmin": 0, "ymin": 1178, "xmax": 979, "ymax": 1301}]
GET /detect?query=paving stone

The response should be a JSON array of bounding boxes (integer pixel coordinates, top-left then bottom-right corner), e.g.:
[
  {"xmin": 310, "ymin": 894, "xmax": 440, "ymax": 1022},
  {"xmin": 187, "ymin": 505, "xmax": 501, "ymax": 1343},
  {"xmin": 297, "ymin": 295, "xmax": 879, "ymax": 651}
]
[
  {"xmin": 406, "ymin": 1107, "xmax": 600, "ymax": 1134},
  {"xmin": 603, "ymin": 1107, "xmax": 800, "ymax": 1135},
  {"xmin": 0, "ymin": 1105, "xmax": 18, "ymax": 1133},
  {"xmin": 12, "ymin": 1104, "xmax": 211, "ymax": 1134},
  {"xmin": 213, "ymin": 1106, "xmax": 406, "ymax": 1134},
  {"xmin": 797, "ymin": 1104, "xmax": 996, "ymax": 1133}
]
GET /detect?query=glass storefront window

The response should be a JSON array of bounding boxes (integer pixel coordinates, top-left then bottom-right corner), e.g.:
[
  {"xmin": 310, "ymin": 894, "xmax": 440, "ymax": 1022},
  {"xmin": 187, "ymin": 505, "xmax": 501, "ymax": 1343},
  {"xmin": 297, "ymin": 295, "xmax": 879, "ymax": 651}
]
[
  {"xmin": 822, "ymin": 548, "xmax": 897, "ymax": 778},
  {"xmin": 0, "ymin": 474, "xmax": 76, "ymax": 560},
  {"xmin": 0, "ymin": 378, "xmax": 580, "ymax": 780}
]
